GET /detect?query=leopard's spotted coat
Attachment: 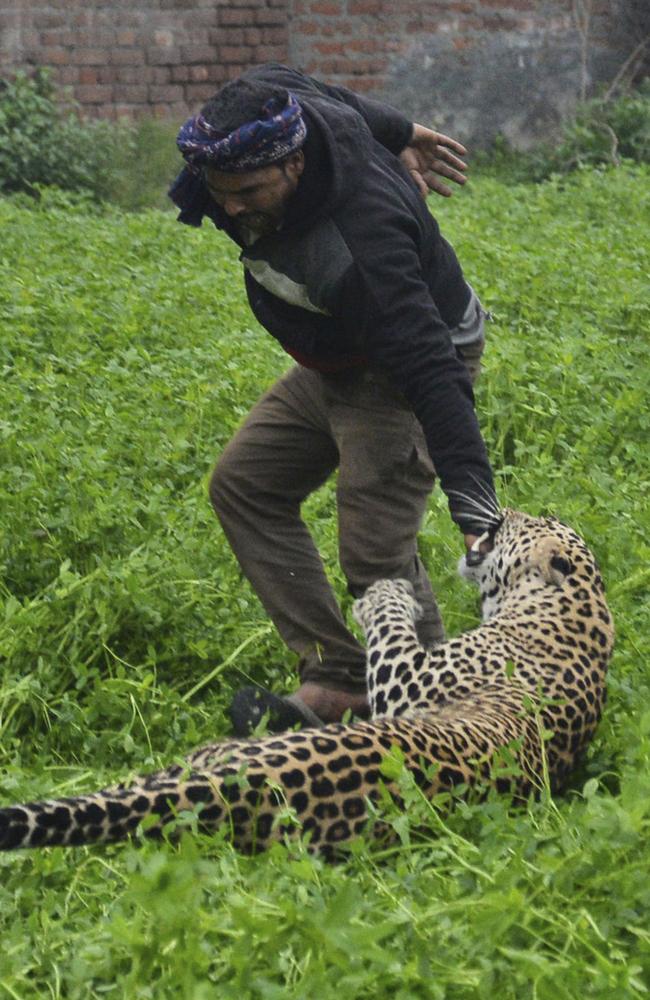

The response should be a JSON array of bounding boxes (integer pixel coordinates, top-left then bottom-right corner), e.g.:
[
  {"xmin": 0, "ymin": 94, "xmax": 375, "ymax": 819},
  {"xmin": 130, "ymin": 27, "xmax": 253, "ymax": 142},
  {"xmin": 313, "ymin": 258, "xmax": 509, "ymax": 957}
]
[{"xmin": 0, "ymin": 510, "xmax": 614, "ymax": 855}]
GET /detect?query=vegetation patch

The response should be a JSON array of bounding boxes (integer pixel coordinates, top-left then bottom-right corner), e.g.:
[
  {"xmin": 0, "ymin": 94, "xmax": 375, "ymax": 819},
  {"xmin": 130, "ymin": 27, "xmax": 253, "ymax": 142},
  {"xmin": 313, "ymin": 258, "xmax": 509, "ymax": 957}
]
[{"xmin": 0, "ymin": 166, "xmax": 649, "ymax": 997}]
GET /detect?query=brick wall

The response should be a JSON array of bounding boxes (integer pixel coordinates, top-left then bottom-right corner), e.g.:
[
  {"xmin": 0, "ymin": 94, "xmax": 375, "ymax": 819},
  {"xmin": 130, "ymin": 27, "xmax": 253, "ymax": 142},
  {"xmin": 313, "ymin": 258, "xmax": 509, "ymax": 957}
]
[
  {"xmin": 0, "ymin": 0, "xmax": 647, "ymax": 142},
  {"xmin": 0, "ymin": 0, "xmax": 289, "ymax": 120},
  {"xmin": 290, "ymin": 0, "xmax": 649, "ymax": 146}
]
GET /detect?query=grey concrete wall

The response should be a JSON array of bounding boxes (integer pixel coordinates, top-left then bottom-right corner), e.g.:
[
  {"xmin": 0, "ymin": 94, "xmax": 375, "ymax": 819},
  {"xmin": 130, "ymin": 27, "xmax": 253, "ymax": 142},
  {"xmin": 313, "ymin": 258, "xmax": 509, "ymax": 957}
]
[{"xmin": 289, "ymin": 0, "xmax": 649, "ymax": 147}]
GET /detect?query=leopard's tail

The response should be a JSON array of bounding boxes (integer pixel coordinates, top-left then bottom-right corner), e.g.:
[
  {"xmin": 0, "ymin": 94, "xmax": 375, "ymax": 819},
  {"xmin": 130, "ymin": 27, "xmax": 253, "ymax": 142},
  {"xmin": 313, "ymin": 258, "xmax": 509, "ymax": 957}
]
[
  {"xmin": 0, "ymin": 720, "xmax": 399, "ymax": 853},
  {"xmin": 0, "ymin": 767, "xmax": 235, "ymax": 851}
]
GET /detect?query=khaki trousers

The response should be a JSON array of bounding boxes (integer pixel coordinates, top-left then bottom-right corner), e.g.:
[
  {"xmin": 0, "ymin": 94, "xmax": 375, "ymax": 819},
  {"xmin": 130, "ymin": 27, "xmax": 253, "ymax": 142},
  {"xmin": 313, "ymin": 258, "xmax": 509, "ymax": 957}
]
[{"xmin": 209, "ymin": 335, "xmax": 484, "ymax": 694}]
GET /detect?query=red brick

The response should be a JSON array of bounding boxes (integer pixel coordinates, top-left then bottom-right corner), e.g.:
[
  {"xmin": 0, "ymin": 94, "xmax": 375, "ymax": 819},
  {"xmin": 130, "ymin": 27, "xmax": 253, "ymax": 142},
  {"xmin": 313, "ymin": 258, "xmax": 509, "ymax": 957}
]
[
  {"xmin": 308, "ymin": 1, "xmax": 343, "ymax": 13},
  {"xmin": 219, "ymin": 8, "xmax": 256, "ymax": 24},
  {"xmin": 97, "ymin": 66, "xmax": 121, "ymax": 84},
  {"xmin": 222, "ymin": 28, "xmax": 247, "ymax": 44},
  {"xmin": 206, "ymin": 65, "xmax": 229, "ymax": 84},
  {"xmin": 244, "ymin": 27, "xmax": 264, "ymax": 45},
  {"xmin": 115, "ymin": 83, "xmax": 149, "ymax": 102},
  {"xmin": 116, "ymin": 64, "xmax": 149, "ymax": 83},
  {"xmin": 69, "ymin": 31, "xmax": 92, "ymax": 46},
  {"xmin": 33, "ymin": 13, "xmax": 66, "ymax": 29},
  {"xmin": 293, "ymin": 19, "xmax": 320, "ymax": 35},
  {"xmin": 180, "ymin": 44, "xmax": 216, "ymax": 64},
  {"xmin": 320, "ymin": 18, "xmax": 359, "ymax": 36},
  {"xmin": 152, "ymin": 102, "xmax": 188, "ymax": 120},
  {"xmin": 151, "ymin": 67, "xmax": 173, "ymax": 84},
  {"xmin": 347, "ymin": 38, "xmax": 382, "ymax": 52},
  {"xmin": 154, "ymin": 29, "xmax": 175, "ymax": 47},
  {"xmin": 348, "ymin": 0, "xmax": 384, "ymax": 11},
  {"xmin": 40, "ymin": 29, "xmax": 65, "ymax": 46},
  {"xmin": 189, "ymin": 65, "xmax": 210, "ymax": 81},
  {"xmin": 88, "ymin": 30, "xmax": 118, "ymax": 48},
  {"xmin": 252, "ymin": 43, "xmax": 287, "ymax": 61},
  {"xmin": 112, "ymin": 12, "xmax": 143, "ymax": 29},
  {"xmin": 56, "ymin": 66, "xmax": 80, "ymax": 85},
  {"xmin": 39, "ymin": 46, "xmax": 69, "ymax": 66},
  {"xmin": 75, "ymin": 84, "xmax": 114, "ymax": 103},
  {"xmin": 116, "ymin": 30, "xmax": 138, "ymax": 46},
  {"xmin": 340, "ymin": 76, "xmax": 383, "ymax": 92},
  {"xmin": 72, "ymin": 11, "xmax": 93, "ymax": 28},
  {"xmin": 186, "ymin": 82, "xmax": 215, "ymax": 102},
  {"xmin": 254, "ymin": 7, "xmax": 288, "ymax": 24},
  {"xmin": 79, "ymin": 67, "xmax": 99, "ymax": 85},
  {"xmin": 109, "ymin": 47, "xmax": 144, "ymax": 66},
  {"xmin": 77, "ymin": 48, "xmax": 107, "ymax": 66},
  {"xmin": 219, "ymin": 44, "xmax": 254, "ymax": 62},
  {"xmin": 147, "ymin": 46, "xmax": 182, "ymax": 65},
  {"xmin": 185, "ymin": 9, "xmax": 220, "ymax": 28},
  {"xmin": 314, "ymin": 40, "xmax": 346, "ymax": 54},
  {"xmin": 266, "ymin": 26, "xmax": 288, "ymax": 42},
  {"xmin": 480, "ymin": 0, "xmax": 535, "ymax": 8},
  {"xmin": 149, "ymin": 83, "xmax": 185, "ymax": 102}
]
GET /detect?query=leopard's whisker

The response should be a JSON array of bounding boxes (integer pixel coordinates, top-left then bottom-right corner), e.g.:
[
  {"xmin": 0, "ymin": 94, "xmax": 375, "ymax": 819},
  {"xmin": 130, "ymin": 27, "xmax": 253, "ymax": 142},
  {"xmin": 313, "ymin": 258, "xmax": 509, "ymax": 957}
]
[{"xmin": 466, "ymin": 471, "xmax": 501, "ymax": 515}]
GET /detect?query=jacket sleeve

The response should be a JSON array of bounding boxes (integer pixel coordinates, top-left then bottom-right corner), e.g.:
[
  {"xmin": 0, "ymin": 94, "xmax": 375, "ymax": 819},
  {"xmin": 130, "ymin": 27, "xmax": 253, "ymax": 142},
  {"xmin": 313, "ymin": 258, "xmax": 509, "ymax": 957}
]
[{"xmin": 333, "ymin": 249, "xmax": 496, "ymax": 536}]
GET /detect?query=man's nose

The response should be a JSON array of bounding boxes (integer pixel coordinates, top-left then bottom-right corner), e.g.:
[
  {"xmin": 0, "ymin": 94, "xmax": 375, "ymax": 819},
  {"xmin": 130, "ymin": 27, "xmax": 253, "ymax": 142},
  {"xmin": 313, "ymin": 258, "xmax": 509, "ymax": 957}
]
[{"xmin": 223, "ymin": 195, "xmax": 246, "ymax": 217}]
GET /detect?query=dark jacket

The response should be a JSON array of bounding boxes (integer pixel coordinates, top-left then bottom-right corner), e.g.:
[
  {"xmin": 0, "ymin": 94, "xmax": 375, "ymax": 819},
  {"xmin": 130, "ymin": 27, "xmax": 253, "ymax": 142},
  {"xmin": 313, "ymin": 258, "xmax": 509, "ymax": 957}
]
[{"xmin": 169, "ymin": 64, "xmax": 495, "ymax": 533}]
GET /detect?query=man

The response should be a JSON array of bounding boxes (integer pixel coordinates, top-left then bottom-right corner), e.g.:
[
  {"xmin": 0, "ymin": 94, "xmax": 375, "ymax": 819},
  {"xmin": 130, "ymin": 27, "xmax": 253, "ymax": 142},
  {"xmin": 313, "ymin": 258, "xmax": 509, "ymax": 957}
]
[{"xmin": 170, "ymin": 63, "xmax": 497, "ymax": 735}]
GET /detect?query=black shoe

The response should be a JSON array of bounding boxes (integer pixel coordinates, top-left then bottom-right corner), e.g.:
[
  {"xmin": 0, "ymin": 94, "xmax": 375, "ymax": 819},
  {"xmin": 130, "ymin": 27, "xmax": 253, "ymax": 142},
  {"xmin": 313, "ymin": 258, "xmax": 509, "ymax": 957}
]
[{"xmin": 228, "ymin": 686, "xmax": 325, "ymax": 737}]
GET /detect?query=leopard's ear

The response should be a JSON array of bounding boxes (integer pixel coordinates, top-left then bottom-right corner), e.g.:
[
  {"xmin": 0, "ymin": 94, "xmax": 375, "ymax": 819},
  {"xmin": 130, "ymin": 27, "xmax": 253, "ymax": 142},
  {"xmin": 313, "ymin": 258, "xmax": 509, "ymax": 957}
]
[{"xmin": 533, "ymin": 539, "xmax": 575, "ymax": 586}]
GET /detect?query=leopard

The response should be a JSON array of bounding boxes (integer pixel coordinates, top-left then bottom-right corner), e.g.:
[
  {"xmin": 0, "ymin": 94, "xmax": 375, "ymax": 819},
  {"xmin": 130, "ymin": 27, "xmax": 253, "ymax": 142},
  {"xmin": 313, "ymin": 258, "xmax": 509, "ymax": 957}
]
[{"xmin": 0, "ymin": 509, "xmax": 614, "ymax": 857}]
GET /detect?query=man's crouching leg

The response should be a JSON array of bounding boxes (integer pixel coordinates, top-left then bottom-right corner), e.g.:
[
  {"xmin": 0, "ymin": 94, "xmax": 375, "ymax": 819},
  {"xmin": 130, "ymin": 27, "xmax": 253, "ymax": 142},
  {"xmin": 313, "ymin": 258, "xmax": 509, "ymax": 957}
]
[{"xmin": 209, "ymin": 367, "xmax": 371, "ymax": 732}]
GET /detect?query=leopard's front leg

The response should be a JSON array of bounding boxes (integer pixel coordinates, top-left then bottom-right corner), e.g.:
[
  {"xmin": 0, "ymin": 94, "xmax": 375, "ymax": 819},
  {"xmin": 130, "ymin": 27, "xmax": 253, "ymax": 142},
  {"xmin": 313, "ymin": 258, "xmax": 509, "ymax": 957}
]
[{"xmin": 353, "ymin": 579, "xmax": 429, "ymax": 718}]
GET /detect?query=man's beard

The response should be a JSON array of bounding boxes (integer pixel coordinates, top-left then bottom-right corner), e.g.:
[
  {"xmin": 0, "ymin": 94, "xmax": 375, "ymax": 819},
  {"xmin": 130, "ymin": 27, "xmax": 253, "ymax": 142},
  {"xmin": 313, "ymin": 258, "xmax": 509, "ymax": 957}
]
[{"xmin": 235, "ymin": 211, "xmax": 279, "ymax": 236}]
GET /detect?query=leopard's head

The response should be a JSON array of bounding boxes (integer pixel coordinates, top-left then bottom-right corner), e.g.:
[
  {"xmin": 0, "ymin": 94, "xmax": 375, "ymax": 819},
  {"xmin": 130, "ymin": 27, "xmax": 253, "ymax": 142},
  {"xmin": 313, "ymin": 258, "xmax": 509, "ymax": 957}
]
[{"xmin": 459, "ymin": 509, "xmax": 610, "ymax": 623}]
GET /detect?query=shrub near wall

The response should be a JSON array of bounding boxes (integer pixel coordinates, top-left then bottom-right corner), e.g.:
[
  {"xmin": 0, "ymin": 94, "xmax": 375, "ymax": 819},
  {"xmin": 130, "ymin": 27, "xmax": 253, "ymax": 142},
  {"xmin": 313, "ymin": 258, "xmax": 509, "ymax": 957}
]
[{"xmin": 0, "ymin": 71, "xmax": 184, "ymax": 209}]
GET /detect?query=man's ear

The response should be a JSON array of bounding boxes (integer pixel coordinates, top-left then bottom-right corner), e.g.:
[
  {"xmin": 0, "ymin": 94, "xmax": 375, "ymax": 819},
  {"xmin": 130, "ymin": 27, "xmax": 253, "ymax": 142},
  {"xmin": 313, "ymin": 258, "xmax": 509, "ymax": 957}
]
[{"xmin": 284, "ymin": 150, "xmax": 305, "ymax": 182}]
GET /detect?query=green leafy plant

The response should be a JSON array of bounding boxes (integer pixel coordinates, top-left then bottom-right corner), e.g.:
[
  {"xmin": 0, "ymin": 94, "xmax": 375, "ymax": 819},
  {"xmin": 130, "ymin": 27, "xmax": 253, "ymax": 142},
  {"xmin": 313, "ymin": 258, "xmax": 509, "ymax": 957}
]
[
  {"xmin": 0, "ymin": 69, "xmax": 130, "ymax": 199},
  {"xmin": 0, "ymin": 70, "xmax": 181, "ymax": 209},
  {"xmin": 0, "ymin": 167, "xmax": 649, "ymax": 996}
]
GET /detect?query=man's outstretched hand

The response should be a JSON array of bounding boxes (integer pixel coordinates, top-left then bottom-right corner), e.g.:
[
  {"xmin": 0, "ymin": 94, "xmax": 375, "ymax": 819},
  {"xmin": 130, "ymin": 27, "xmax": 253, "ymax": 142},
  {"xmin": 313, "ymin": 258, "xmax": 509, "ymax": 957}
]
[{"xmin": 399, "ymin": 123, "xmax": 468, "ymax": 198}]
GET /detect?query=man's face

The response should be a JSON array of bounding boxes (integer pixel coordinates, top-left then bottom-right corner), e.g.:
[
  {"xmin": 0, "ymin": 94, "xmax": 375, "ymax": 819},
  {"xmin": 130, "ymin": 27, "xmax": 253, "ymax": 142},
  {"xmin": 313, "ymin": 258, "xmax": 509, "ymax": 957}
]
[{"xmin": 203, "ymin": 152, "xmax": 304, "ymax": 236}]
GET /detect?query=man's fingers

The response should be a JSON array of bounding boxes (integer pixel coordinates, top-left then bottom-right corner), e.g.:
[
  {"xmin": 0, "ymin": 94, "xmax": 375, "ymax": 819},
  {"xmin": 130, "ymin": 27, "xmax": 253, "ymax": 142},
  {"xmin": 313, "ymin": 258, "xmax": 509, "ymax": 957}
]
[
  {"xmin": 433, "ymin": 148, "xmax": 468, "ymax": 172},
  {"xmin": 424, "ymin": 176, "xmax": 453, "ymax": 198},
  {"xmin": 423, "ymin": 162, "xmax": 467, "ymax": 186},
  {"xmin": 407, "ymin": 170, "xmax": 429, "ymax": 198},
  {"xmin": 432, "ymin": 131, "xmax": 468, "ymax": 157}
]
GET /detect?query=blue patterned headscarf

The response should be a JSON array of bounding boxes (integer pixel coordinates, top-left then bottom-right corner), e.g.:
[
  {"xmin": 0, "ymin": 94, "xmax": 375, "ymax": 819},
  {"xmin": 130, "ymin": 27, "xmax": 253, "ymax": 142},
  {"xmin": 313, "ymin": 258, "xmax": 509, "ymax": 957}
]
[{"xmin": 176, "ymin": 92, "xmax": 307, "ymax": 173}]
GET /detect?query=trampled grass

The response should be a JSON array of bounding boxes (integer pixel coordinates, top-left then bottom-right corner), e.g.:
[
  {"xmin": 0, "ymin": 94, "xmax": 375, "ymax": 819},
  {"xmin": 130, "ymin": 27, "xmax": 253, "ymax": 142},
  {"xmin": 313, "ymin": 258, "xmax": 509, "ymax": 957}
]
[{"xmin": 1, "ymin": 166, "xmax": 649, "ymax": 998}]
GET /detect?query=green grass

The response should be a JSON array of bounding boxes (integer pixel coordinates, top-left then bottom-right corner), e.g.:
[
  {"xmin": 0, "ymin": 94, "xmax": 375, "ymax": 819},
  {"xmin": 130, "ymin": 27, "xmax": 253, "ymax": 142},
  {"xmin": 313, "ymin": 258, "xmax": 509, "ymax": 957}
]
[{"xmin": 1, "ymin": 165, "xmax": 649, "ymax": 998}]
